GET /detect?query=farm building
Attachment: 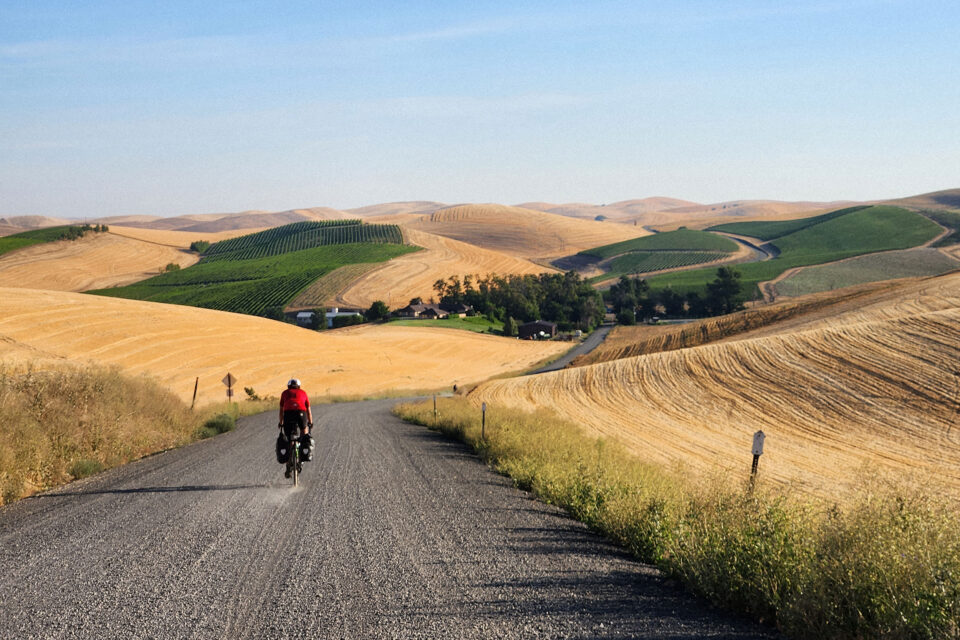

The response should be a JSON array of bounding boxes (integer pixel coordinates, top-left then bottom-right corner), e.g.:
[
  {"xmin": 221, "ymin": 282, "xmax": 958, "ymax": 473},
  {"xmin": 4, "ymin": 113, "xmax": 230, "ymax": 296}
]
[
  {"xmin": 295, "ymin": 311, "xmax": 316, "ymax": 327},
  {"xmin": 518, "ymin": 320, "xmax": 557, "ymax": 340},
  {"xmin": 395, "ymin": 302, "xmax": 474, "ymax": 319},
  {"xmin": 325, "ymin": 307, "xmax": 363, "ymax": 328}
]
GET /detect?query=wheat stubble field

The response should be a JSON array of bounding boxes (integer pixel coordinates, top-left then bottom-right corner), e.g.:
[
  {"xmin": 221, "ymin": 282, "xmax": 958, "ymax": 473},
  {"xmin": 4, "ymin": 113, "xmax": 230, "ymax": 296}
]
[
  {"xmin": 473, "ymin": 272, "xmax": 960, "ymax": 497},
  {"xmin": 0, "ymin": 226, "xmax": 256, "ymax": 292},
  {"xmin": 402, "ymin": 204, "xmax": 648, "ymax": 260},
  {"xmin": 337, "ymin": 227, "xmax": 555, "ymax": 309},
  {"xmin": 0, "ymin": 288, "xmax": 567, "ymax": 404}
]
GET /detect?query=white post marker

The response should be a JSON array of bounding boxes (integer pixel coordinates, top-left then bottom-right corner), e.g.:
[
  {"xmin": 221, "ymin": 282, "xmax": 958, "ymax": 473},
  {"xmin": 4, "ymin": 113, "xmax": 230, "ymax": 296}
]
[
  {"xmin": 222, "ymin": 372, "xmax": 237, "ymax": 400},
  {"xmin": 750, "ymin": 429, "xmax": 765, "ymax": 489}
]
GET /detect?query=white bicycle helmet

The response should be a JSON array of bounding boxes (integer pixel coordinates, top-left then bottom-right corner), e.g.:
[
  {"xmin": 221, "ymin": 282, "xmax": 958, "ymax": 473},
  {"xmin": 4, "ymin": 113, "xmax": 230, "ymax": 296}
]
[{"xmin": 287, "ymin": 378, "xmax": 301, "ymax": 388}]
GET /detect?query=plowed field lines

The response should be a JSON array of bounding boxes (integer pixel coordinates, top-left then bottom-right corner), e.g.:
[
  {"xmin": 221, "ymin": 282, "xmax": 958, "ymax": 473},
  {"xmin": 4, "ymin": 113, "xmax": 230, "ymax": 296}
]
[{"xmin": 473, "ymin": 273, "xmax": 960, "ymax": 497}]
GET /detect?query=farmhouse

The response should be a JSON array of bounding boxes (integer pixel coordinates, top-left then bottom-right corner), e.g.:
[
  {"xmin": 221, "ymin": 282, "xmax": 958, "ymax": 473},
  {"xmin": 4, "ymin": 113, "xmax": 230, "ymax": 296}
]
[
  {"xmin": 295, "ymin": 311, "xmax": 316, "ymax": 327},
  {"xmin": 518, "ymin": 320, "xmax": 557, "ymax": 340},
  {"xmin": 395, "ymin": 302, "xmax": 474, "ymax": 320}
]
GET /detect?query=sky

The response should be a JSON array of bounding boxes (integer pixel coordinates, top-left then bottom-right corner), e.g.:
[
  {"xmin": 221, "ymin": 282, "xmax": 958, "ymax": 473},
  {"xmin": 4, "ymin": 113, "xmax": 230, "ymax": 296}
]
[{"xmin": 1, "ymin": 0, "xmax": 958, "ymax": 218}]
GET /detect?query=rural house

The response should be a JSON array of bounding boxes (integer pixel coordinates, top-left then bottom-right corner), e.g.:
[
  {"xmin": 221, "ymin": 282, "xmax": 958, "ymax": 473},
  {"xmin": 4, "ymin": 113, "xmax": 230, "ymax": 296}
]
[
  {"xmin": 395, "ymin": 302, "xmax": 474, "ymax": 319},
  {"xmin": 295, "ymin": 311, "xmax": 316, "ymax": 327},
  {"xmin": 325, "ymin": 307, "xmax": 363, "ymax": 328},
  {"xmin": 518, "ymin": 320, "xmax": 558, "ymax": 340}
]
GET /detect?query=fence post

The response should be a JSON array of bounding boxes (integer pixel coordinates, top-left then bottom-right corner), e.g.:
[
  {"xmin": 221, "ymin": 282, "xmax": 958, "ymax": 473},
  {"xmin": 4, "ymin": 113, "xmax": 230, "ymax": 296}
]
[
  {"xmin": 190, "ymin": 377, "xmax": 199, "ymax": 410},
  {"xmin": 433, "ymin": 394, "xmax": 438, "ymax": 425},
  {"xmin": 481, "ymin": 402, "xmax": 487, "ymax": 440}
]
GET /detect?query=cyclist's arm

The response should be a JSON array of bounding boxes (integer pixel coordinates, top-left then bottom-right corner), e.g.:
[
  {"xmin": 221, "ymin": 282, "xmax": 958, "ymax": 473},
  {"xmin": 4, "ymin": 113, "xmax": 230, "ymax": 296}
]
[
  {"xmin": 306, "ymin": 398, "xmax": 313, "ymax": 433},
  {"xmin": 278, "ymin": 396, "xmax": 284, "ymax": 427}
]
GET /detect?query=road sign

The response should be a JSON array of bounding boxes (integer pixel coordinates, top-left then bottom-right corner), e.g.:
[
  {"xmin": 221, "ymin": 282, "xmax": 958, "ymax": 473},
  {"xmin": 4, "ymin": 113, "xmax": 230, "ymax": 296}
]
[
  {"xmin": 222, "ymin": 373, "xmax": 237, "ymax": 387},
  {"xmin": 752, "ymin": 430, "xmax": 765, "ymax": 456}
]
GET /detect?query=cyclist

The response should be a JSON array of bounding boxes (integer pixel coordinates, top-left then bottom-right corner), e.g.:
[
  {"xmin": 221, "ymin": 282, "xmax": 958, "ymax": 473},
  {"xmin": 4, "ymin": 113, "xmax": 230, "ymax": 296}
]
[{"xmin": 279, "ymin": 378, "xmax": 313, "ymax": 478}]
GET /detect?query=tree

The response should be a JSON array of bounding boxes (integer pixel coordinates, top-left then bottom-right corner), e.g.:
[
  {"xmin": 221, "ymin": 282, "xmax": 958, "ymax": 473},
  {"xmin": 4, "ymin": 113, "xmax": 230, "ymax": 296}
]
[
  {"xmin": 502, "ymin": 316, "xmax": 518, "ymax": 337},
  {"xmin": 366, "ymin": 300, "xmax": 390, "ymax": 321},
  {"xmin": 409, "ymin": 297, "xmax": 423, "ymax": 306},
  {"xmin": 190, "ymin": 240, "xmax": 211, "ymax": 253},
  {"xmin": 660, "ymin": 287, "xmax": 685, "ymax": 317},
  {"xmin": 310, "ymin": 308, "xmax": 325, "ymax": 330},
  {"xmin": 705, "ymin": 267, "xmax": 745, "ymax": 315},
  {"xmin": 617, "ymin": 308, "xmax": 636, "ymax": 325},
  {"xmin": 264, "ymin": 306, "xmax": 286, "ymax": 321},
  {"xmin": 163, "ymin": 262, "xmax": 181, "ymax": 272}
]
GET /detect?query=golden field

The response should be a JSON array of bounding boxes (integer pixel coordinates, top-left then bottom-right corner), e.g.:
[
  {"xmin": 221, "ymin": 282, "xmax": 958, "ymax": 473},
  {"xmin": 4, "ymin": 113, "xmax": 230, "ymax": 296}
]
[
  {"xmin": 471, "ymin": 272, "xmax": 960, "ymax": 497},
  {"xmin": 402, "ymin": 204, "xmax": 648, "ymax": 260},
  {"xmin": 0, "ymin": 226, "xmax": 257, "ymax": 292},
  {"xmin": 337, "ymin": 228, "xmax": 555, "ymax": 309},
  {"xmin": 0, "ymin": 288, "xmax": 568, "ymax": 405}
]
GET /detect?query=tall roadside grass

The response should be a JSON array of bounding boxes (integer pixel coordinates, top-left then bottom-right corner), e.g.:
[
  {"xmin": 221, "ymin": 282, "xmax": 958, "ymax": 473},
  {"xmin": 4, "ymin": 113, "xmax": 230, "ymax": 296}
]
[
  {"xmin": 395, "ymin": 397, "xmax": 960, "ymax": 640},
  {"xmin": 0, "ymin": 364, "xmax": 267, "ymax": 506}
]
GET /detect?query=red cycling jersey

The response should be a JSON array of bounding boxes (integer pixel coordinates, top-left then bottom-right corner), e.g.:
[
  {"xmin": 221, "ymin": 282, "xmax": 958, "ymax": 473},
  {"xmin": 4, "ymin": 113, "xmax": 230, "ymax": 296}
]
[{"xmin": 280, "ymin": 388, "xmax": 310, "ymax": 412}]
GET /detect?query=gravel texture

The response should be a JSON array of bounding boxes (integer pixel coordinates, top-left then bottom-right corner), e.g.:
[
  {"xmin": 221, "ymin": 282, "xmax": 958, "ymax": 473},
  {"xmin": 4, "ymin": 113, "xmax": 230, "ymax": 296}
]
[{"xmin": 0, "ymin": 400, "xmax": 777, "ymax": 639}]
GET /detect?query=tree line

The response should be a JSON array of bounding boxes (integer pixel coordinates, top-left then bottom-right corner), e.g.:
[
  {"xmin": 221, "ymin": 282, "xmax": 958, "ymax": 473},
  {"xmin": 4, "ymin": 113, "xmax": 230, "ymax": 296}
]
[
  {"xmin": 431, "ymin": 272, "xmax": 604, "ymax": 333},
  {"xmin": 607, "ymin": 267, "xmax": 746, "ymax": 325}
]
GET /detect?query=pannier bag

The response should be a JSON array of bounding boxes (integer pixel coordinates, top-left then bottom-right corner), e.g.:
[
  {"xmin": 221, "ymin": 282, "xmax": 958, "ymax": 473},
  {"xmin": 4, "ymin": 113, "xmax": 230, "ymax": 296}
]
[
  {"xmin": 299, "ymin": 434, "xmax": 315, "ymax": 462},
  {"xmin": 275, "ymin": 433, "xmax": 291, "ymax": 464}
]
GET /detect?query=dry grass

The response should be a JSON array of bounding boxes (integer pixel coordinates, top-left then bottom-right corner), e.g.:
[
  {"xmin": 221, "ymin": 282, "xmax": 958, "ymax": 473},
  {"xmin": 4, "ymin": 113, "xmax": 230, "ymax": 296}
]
[
  {"xmin": 402, "ymin": 204, "xmax": 647, "ymax": 260},
  {"xmin": 0, "ymin": 363, "xmax": 200, "ymax": 505},
  {"xmin": 396, "ymin": 397, "xmax": 960, "ymax": 639},
  {"xmin": 337, "ymin": 228, "xmax": 555, "ymax": 309},
  {"xmin": 107, "ymin": 225, "xmax": 263, "ymax": 248},
  {"xmin": 471, "ymin": 271, "xmax": 960, "ymax": 498},
  {"xmin": 0, "ymin": 287, "xmax": 568, "ymax": 405}
]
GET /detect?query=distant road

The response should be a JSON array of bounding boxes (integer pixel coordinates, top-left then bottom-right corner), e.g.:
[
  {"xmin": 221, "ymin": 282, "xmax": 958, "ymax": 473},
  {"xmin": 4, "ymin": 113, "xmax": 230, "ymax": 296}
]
[
  {"xmin": 530, "ymin": 324, "xmax": 614, "ymax": 373},
  {"xmin": 0, "ymin": 401, "xmax": 773, "ymax": 639}
]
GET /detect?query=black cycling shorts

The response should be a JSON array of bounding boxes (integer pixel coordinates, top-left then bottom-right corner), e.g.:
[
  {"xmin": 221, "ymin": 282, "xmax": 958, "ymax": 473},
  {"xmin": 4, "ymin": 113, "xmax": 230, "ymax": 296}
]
[{"xmin": 282, "ymin": 410, "xmax": 307, "ymax": 438}]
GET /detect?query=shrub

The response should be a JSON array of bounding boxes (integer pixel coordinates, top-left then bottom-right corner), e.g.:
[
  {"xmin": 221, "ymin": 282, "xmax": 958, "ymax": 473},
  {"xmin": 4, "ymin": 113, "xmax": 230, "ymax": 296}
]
[
  {"xmin": 196, "ymin": 413, "xmax": 235, "ymax": 439},
  {"xmin": 190, "ymin": 240, "xmax": 211, "ymax": 253},
  {"xmin": 68, "ymin": 458, "xmax": 105, "ymax": 479}
]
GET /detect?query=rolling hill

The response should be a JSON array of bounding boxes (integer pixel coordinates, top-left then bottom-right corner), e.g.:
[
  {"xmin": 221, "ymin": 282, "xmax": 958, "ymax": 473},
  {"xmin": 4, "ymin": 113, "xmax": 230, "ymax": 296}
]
[
  {"xmin": 471, "ymin": 270, "xmax": 960, "ymax": 498},
  {"xmin": 402, "ymin": 204, "xmax": 647, "ymax": 260},
  {"xmin": 0, "ymin": 287, "xmax": 568, "ymax": 405},
  {"xmin": 91, "ymin": 221, "xmax": 417, "ymax": 316}
]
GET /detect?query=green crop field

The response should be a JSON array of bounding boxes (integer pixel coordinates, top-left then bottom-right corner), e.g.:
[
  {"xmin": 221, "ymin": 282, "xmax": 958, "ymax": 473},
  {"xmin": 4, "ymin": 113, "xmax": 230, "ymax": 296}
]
[
  {"xmin": 579, "ymin": 228, "xmax": 738, "ymax": 259},
  {"xmin": 775, "ymin": 248, "xmax": 960, "ymax": 297},
  {"xmin": 0, "ymin": 226, "xmax": 88, "ymax": 257},
  {"xmin": 646, "ymin": 206, "xmax": 942, "ymax": 297},
  {"xmin": 90, "ymin": 220, "xmax": 418, "ymax": 316},
  {"xmin": 706, "ymin": 205, "xmax": 870, "ymax": 240},
  {"xmin": 590, "ymin": 251, "xmax": 728, "ymax": 283},
  {"xmin": 918, "ymin": 209, "xmax": 960, "ymax": 247},
  {"xmin": 202, "ymin": 220, "xmax": 402, "ymax": 262},
  {"xmin": 388, "ymin": 315, "xmax": 504, "ymax": 334}
]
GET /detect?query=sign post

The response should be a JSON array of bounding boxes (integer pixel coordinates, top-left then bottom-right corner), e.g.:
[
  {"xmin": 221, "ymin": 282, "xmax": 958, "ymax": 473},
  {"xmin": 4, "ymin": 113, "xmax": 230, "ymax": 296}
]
[
  {"xmin": 481, "ymin": 402, "xmax": 487, "ymax": 440},
  {"xmin": 222, "ymin": 373, "xmax": 237, "ymax": 401},
  {"xmin": 190, "ymin": 377, "xmax": 199, "ymax": 410},
  {"xmin": 750, "ymin": 430, "xmax": 765, "ymax": 491}
]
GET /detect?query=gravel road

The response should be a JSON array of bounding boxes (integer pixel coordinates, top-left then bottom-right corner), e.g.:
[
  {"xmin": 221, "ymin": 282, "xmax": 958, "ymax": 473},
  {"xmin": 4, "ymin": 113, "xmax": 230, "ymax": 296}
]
[{"xmin": 0, "ymin": 400, "xmax": 776, "ymax": 639}]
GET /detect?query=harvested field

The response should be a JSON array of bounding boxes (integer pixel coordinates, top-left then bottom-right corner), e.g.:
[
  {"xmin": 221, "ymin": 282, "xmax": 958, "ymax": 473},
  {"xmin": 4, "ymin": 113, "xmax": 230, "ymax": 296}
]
[
  {"xmin": 108, "ymin": 225, "xmax": 262, "ymax": 248},
  {"xmin": 286, "ymin": 263, "xmax": 384, "ymax": 310},
  {"xmin": 472, "ymin": 272, "xmax": 960, "ymax": 497},
  {"xmin": 402, "ymin": 204, "xmax": 647, "ymax": 260},
  {"xmin": 775, "ymin": 248, "xmax": 960, "ymax": 297},
  {"xmin": 337, "ymin": 228, "xmax": 555, "ymax": 309},
  {"xmin": 0, "ymin": 232, "xmax": 198, "ymax": 291},
  {"xmin": 0, "ymin": 288, "xmax": 568, "ymax": 405}
]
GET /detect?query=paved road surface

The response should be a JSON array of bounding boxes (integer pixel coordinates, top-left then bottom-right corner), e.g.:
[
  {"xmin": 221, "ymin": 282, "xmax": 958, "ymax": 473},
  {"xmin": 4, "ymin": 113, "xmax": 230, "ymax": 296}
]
[
  {"xmin": 530, "ymin": 325, "xmax": 614, "ymax": 374},
  {"xmin": 0, "ymin": 400, "xmax": 775, "ymax": 639}
]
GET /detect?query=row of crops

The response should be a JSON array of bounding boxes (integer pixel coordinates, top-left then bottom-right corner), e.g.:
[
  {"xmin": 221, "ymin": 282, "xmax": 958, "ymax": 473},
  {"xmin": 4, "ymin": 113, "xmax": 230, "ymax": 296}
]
[
  {"xmin": 90, "ymin": 240, "xmax": 420, "ymax": 317},
  {"xmin": 591, "ymin": 251, "xmax": 728, "ymax": 283},
  {"xmin": 203, "ymin": 220, "xmax": 404, "ymax": 262}
]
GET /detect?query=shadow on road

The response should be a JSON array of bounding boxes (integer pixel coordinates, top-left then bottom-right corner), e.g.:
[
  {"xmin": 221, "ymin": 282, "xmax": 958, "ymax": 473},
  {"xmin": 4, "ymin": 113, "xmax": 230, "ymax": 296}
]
[{"xmin": 39, "ymin": 483, "xmax": 269, "ymax": 498}]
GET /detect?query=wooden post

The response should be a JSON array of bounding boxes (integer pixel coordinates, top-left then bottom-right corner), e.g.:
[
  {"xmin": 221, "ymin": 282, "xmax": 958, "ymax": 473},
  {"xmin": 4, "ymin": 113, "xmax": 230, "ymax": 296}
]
[
  {"xmin": 190, "ymin": 377, "xmax": 199, "ymax": 410},
  {"xmin": 749, "ymin": 430, "xmax": 765, "ymax": 492},
  {"xmin": 433, "ymin": 394, "xmax": 438, "ymax": 425},
  {"xmin": 481, "ymin": 402, "xmax": 487, "ymax": 440}
]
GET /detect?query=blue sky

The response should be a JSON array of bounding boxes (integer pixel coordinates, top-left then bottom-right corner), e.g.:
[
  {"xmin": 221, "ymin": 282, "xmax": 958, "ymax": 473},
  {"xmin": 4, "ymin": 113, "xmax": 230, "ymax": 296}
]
[{"xmin": 2, "ymin": 0, "xmax": 958, "ymax": 217}]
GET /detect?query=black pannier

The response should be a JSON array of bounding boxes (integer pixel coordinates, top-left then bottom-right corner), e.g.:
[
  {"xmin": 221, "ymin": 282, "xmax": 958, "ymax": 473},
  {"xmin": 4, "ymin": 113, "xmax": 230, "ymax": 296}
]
[
  {"xmin": 299, "ymin": 434, "xmax": 315, "ymax": 462},
  {"xmin": 276, "ymin": 433, "xmax": 291, "ymax": 464}
]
